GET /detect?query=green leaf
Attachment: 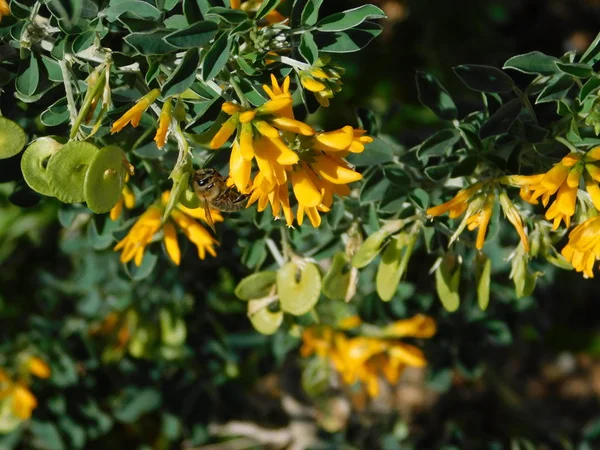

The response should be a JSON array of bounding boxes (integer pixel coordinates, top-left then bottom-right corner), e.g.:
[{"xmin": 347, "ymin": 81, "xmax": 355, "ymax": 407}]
[
  {"xmin": 435, "ymin": 254, "xmax": 461, "ymax": 312},
  {"xmin": 314, "ymin": 21, "xmax": 382, "ymax": 53},
  {"xmin": 424, "ymin": 162, "xmax": 456, "ymax": 181},
  {"xmin": 503, "ymin": 51, "xmax": 561, "ymax": 76},
  {"xmin": 536, "ymin": 74, "xmax": 574, "ymax": 104},
  {"xmin": 163, "ymin": 49, "xmax": 200, "ymax": 97},
  {"xmin": 556, "ymin": 62, "xmax": 594, "ymax": 78},
  {"xmin": 580, "ymin": 31, "xmax": 600, "ymax": 65},
  {"xmin": 71, "ymin": 30, "xmax": 95, "ymax": 53},
  {"xmin": 255, "ymin": 0, "xmax": 279, "ymax": 20},
  {"xmin": 416, "ymin": 71, "xmax": 457, "ymax": 121},
  {"xmin": 417, "ymin": 128, "xmax": 461, "ymax": 161},
  {"xmin": 351, "ymin": 220, "xmax": 405, "ymax": 268},
  {"xmin": 579, "ymin": 75, "xmax": 600, "ymax": 102},
  {"xmin": 453, "ymin": 64, "xmax": 514, "ymax": 93},
  {"xmin": 483, "ymin": 321, "xmax": 512, "ymax": 345},
  {"xmin": 30, "ymin": 421, "xmax": 66, "ymax": 450},
  {"xmin": 451, "ymin": 155, "xmax": 478, "ymax": 177},
  {"xmin": 316, "ymin": 5, "xmax": 385, "ymax": 32},
  {"xmin": 301, "ymin": 0, "xmax": 323, "ymax": 27},
  {"xmin": 104, "ymin": 0, "xmax": 161, "ymax": 22},
  {"xmin": 16, "ymin": 53, "xmax": 39, "ymax": 96},
  {"xmin": 347, "ymin": 136, "xmax": 397, "ymax": 166},
  {"xmin": 322, "ymin": 252, "xmax": 352, "ymax": 302},
  {"xmin": 476, "ymin": 253, "xmax": 491, "ymax": 311},
  {"xmin": 202, "ymin": 32, "xmax": 232, "ymax": 81},
  {"xmin": 163, "ymin": 21, "xmax": 219, "ymax": 49},
  {"xmin": 479, "ymin": 98, "xmax": 521, "ymax": 139},
  {"xmin": 125, "ymin": 30, "xmax": 178, "ymax": 55},
  {"xmin": 205, "ymin": 6, "xmax": 248, "ymax": 24},
  {"xmin": 555, "ymin": 61, "xmax": 593, "ymax": 78},
  {"xmin": 114, "ymin": 388, "xmax": 161, "ymax": 423},
  {"xmin": 299, "ymin": 31, "xmax": 318, "ymax": 65}
]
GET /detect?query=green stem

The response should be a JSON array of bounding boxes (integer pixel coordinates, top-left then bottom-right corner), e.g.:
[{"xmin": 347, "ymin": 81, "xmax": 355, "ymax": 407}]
[
  {"xmin": 228, "ymin": 76, "xmax": 250, "ymax": 108},
  {"xmin": 555, "ymin": 136, "xmax": 579, "ymax": 153},
  {"xmin": 69, "ymin": 68, "xmax": 106, "ymax": 140}
]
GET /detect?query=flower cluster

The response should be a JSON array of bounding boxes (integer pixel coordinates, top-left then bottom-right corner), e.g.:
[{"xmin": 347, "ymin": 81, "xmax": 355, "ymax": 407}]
[
  {"xmin": 214, "ymin": 75, "xmax": 372, "ymax": 227},
  {"xmin": 299, "ymin": 57, "xmax": 345, "ymax": 107},
  {"xmin": 0, "ymin": 357, "xmax": 50, "ymax": 426},
  {"xmin": 426, "ymin": 180, "xmax": 529, "ymax": 251},
  {"xmin": 114, "ymin": 192, "xmax": 221, "ymax": 266},
  {"xmin": 301, "ymin": 314, "xmax": 436, "ymax": 398}
]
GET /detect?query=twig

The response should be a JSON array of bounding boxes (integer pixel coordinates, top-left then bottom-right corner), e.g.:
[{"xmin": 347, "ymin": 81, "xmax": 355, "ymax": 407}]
[{"xmin": 59, "ymin": 58, "xmax": 78, "ymax": 130}]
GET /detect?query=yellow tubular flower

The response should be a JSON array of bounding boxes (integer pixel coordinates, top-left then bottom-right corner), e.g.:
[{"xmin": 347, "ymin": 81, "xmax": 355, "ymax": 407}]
[
  {"xmin": 111, "ymin": 89, "xmax": 161, "ymax": 134},
  {"xmin": 382, "ymin": 314, "xmax": 436, "ymax": 338},
  {"xmin": 0, "ymin": 0, "xmax": 10, "ymax": 22},
  {"xmin": 113, "ymin": 193, "xmax": 222, "ymax": 266},
  {"xmin": 561, "ymin": 216, "xmax": 600, "ymax": 278},
  {"xmin": 426, "ymin": 182, "xmax": 484, "ymax": 217},
  {"xmin": 154, "ymin": 99, "xmax": 172, "ymax": 149},
  {"xmin": 27, "ymin": 357, "xmax": 51, "ymax": 379}
]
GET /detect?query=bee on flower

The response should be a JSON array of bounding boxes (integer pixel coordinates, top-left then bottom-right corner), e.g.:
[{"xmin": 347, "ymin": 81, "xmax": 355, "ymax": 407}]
[
  {"xmin": 114, "ymin": 192, "xmax": 222, "ymax": 266},
  {"xmin": 301, "ymin": 314, "xmax": 436, "ymax": 398}
]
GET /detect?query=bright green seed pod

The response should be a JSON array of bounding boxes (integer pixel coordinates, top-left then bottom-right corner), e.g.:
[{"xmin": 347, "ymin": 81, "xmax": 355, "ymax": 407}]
[
  {"xmin": 234, "ymin": 271, "xmax": 277, "ymax": 301},
  {"xmin": 46, "ymin": 141, "xmax": 98, "ymax": 203},
  {"xmin": 277, "ymin": 261, "xmax": 321, "ymax": 316},
  {"xmin": 0, "ymin": 117, "xmax": 27, "ymax": 160},
  {"xmin": 20, "ymin": 137, "xmax": 63, "ymax": 196}
]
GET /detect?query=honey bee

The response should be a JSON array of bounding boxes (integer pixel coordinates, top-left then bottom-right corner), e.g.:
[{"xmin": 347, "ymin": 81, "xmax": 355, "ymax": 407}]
[{"xmin": 192, "ymin": 168, "xmax": 249, "ymax": 233}]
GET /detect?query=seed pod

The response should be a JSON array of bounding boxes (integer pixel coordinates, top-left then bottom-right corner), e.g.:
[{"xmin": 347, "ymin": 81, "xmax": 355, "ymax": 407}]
[
  {"xmin": 322, "ymin": 252, "xmax": 353, "ymax": 302},
  {"xmin": 435, "ymin": 253, "xmax": 461, "ymax": 312},
  {"xmin": 277, "ymin": 261, "xmax": 321, "ymax": 316},
  {"xmin": 46, "ymin": 141, "xmax": 98, "ymax": 203},
  {"xmin": 376, "ymin": 233, "xmax": 409, "ymax": 302},
  {"xmin": 84, "ymin": 145, "xmax": 127, "ymax": 213},
  {"xmin": 159, "ymin": 309, "xmax": 187, "ymax": 347},
  {"xmin": 475, "ymin": 253, "xmax": 492, "ymax": 311},
  {"xmin": 351, "ymin": 220, "xmax": 405, "ymax": 268},
  {"xmin": 248, "ymin": 300, "xmax": 283, "ymax": 335},
  {"xmin": 0, "ymin": 117, "xmax": 27, "ymax": 160},
  {"xmin": 234, "ymin": 271, "xmax": 277, "ymax": 301},
  {"xmin": 20, "ymin": 137, "xmax": 62, "ymax": 196}
]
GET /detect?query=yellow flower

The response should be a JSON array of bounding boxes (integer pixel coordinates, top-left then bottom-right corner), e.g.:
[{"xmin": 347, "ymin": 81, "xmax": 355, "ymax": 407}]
[
  {"xmin": 113, "ymin": 192, "xmax": 222, "ymax": 266},
  {"xmin": 11, "ymin": 384, "xmax": 37, "ymax": 420},
  {"xmin": 211, "ymin": 76, "xmax": 310, "ymax": 193},
  {"xmin": 111, "ymin": 89, "xmax": 161, "ymax": 134},
  {"xmin": 299, "ymin": 58, "xmax": 345, "ymax": 107},
  {"xmin": 0, "ymin": 0, "xmax": 10, "ymax": 22},
  {"xmin": 501, "ymin": 153, "xmax": 589, "ymax": 230},
  {"xmin": 301, "ymin": 314, "xmax": 436, "ymax": 398},
  {"xmin": 27, "ymin": 357, "xmax": 51, "ymax": 379},
  {"xmin": 154, "ymin": 98, "xmax": 172, "ymax": 149},
  {"xmin": 428, "ymin": 182, "xmax": 530, "ymax": 251},
  {"xmin": 246, "ymin": 172, "xmax": 294, "ymax": 227},
  {"xmin": 561, "ymin": 216, "xmax": 600, "ymax": 278},
  {"xmin": 110, "ymin": 183, "xmax": 136, "ymax": 221}
]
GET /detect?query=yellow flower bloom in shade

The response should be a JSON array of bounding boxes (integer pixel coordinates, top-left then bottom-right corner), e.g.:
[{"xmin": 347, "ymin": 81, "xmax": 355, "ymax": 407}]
[
  {"xmin": 111, "ymin": 89, "xmax": 161, "ymax": 134},
  {"xmin": 0, "ymin": 0, "xmax": 10, "ymax": 23},
  {"xmin": 11, "ymin": 384, "xmax": 37, "ymax": 420},
  {"xmin": 114, "ymin": 192, "xmax": 222, "ymax": 266},
  {"xmin": 561, "ymin": 216, "xmax": 600, "ymax": 278},
  {"xmin": 110, "ymin": 184, "xmax": 136, "ymax": 221},
  {"xmin": 27, "ymin": 357, "xmax": 51, "ymax": 379},
  {"xmin": 301, "ymin": 314, "xmax": 436, "ymax": 398},
  {"xmin": 154, "ymin": 99, "xmax": 172, "ymax": 149}
]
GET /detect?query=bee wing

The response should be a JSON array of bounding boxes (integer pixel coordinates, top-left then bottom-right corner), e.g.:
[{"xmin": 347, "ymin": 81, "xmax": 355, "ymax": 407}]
[{"xmin": 203, "ymin": 199, "xmax": 217, "ymax": 234}]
